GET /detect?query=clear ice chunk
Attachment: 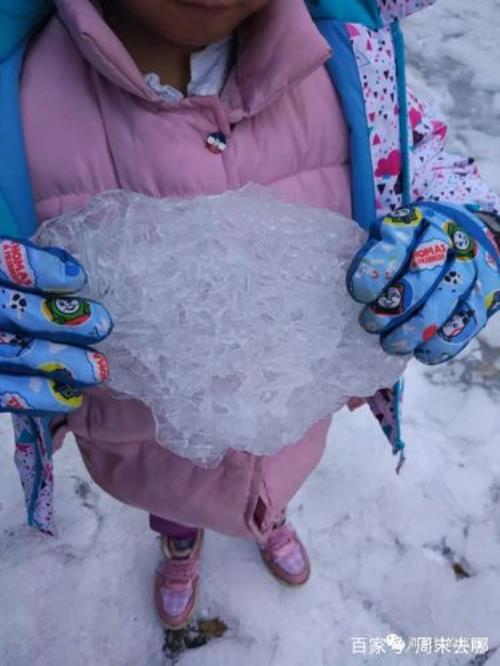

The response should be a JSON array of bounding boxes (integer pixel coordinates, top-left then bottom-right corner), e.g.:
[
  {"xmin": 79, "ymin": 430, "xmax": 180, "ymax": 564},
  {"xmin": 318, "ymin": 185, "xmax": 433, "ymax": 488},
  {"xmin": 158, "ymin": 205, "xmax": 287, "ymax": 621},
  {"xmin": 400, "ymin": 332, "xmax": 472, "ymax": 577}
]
[{"xmin": 34, "ymin": 187, "xmax": 406, "ymax": 466}]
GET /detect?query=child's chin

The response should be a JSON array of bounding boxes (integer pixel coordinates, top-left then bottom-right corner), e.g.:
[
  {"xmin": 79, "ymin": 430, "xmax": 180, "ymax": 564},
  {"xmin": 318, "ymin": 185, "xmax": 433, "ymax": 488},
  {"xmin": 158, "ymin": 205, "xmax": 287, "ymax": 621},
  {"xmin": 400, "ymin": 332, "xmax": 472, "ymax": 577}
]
[
  {"xmin": 141, "ymin": 0, "xmax": 269, "ymax": 48},
  {"xmin": 137, "ymin": 6, "xmax": 234, "ymax": 48}
]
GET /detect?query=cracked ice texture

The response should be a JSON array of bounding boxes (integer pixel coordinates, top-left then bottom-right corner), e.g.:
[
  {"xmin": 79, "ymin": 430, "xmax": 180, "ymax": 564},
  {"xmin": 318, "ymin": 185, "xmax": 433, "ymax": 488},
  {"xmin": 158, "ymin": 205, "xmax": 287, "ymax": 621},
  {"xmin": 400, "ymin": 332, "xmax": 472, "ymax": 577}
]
[{"xmin": 35, "ymin": 188, "xmax": 405, "ymax": 465}]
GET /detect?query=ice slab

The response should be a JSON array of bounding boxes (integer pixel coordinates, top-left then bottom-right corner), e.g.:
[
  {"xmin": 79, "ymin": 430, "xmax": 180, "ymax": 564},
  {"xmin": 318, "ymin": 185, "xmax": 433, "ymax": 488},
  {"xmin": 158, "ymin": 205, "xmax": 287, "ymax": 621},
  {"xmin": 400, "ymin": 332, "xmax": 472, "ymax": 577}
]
[{"xmin": 35, "ymin": 187, "xmax": 405, "ymax": 465}]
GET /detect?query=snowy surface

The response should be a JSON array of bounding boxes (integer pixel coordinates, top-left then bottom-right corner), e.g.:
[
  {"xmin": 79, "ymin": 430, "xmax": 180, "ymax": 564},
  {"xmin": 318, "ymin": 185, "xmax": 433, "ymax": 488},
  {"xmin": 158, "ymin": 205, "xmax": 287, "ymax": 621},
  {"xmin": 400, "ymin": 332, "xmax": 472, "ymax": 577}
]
[{"xmin": 1, "ymin": 2, "xmax": 499, "ymax": 665}]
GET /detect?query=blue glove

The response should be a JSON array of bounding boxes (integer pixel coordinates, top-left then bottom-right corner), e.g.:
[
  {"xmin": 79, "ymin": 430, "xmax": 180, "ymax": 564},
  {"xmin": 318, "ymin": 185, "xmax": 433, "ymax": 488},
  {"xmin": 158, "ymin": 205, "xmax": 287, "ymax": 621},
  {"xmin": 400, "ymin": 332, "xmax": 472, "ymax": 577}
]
[
  {"xmin": 0, "ymin": 237, "xmax": 112, "ymax": 414},
  {"xmin": 347, "ymin": 202, "xmax": 500, "ymax": 365}
]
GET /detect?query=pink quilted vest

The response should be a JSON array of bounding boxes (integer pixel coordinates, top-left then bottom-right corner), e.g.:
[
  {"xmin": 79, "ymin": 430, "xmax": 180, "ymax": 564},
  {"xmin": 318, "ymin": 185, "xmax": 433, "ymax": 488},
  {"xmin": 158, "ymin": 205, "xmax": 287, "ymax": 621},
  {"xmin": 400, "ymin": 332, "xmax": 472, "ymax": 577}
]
[{"xmin": 20, "ymin": 0, "xmax": 352, "ymax": 539}]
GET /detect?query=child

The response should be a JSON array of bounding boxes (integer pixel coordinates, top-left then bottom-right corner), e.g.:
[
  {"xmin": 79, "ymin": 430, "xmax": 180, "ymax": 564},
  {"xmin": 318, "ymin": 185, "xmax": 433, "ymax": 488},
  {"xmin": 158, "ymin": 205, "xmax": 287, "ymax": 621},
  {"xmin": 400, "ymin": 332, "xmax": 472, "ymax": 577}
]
[{"xmin": 11, "ymin": 0, "xmax": 499, "ymax": 630}]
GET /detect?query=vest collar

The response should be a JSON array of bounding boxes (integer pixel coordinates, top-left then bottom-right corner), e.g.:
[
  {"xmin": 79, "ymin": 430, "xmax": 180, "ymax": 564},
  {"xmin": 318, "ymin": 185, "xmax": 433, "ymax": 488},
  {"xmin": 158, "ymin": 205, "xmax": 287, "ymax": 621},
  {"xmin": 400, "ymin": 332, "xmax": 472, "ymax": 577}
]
[{"xmin": 55, "ymin": 0, "xmax": 332, "ymax": 116}]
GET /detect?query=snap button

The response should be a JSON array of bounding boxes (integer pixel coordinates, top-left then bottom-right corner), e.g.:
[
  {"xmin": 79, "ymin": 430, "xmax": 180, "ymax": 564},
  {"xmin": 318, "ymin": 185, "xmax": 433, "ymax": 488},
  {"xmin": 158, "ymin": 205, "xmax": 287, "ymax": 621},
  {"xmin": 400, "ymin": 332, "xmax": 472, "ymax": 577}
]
[{"xmin": 206, "ymin": 131, "xmax": 227, "ymax": 154}]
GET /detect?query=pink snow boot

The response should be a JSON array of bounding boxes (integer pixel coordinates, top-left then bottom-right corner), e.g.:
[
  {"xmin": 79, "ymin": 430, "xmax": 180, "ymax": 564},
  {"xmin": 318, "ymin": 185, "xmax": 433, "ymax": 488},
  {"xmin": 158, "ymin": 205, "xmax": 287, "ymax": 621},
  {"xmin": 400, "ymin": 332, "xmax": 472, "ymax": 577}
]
[
  {"xmin": 259, "ymin": 518, "xmax": 311, "ymax": 586},
  {"xmin": 154, "ymin": 529, "xmax": 204, "ymax": 629}
]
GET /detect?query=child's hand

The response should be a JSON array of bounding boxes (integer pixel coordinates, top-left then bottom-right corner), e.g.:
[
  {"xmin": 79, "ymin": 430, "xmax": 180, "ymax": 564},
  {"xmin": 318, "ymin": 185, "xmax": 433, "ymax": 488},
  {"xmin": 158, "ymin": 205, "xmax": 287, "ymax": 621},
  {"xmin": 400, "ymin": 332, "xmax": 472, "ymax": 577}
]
[
  {"xmin": 347, "ymin": 203, "xmax": 500, "ymax": 365},
  {"xmin": 0, "ymin": 238, "xmax": 112, "ymax": 414}
]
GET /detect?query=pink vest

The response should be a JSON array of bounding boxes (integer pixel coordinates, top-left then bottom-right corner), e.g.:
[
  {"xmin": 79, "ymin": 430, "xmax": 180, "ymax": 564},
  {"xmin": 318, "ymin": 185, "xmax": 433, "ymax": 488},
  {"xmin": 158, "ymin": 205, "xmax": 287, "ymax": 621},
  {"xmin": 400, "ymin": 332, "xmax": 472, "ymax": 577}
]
[{"xmin": 20, "ymin": 0, "xmax": 352, "ymax": 539}]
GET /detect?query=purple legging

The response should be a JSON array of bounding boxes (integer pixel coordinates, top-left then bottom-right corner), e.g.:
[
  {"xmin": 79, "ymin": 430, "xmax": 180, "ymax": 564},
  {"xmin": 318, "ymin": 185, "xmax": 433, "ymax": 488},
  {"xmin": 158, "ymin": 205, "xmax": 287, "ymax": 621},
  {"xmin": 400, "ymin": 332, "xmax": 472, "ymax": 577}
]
[{"xmin": 149, "ymin": 514, "xmax": 198, "ymax": 539}]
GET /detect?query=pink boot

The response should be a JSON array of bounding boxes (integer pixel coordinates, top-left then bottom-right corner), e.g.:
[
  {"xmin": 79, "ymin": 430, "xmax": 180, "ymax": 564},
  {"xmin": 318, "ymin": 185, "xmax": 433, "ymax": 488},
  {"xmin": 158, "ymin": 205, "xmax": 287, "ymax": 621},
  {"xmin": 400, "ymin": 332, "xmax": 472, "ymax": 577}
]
[
  {"xmin": 154, "ymin": 530, "xmax": 204, "ymax": 629},
  {"xmin": 259, "ymin": 519, "xmax": 311, "ymax": 586}
]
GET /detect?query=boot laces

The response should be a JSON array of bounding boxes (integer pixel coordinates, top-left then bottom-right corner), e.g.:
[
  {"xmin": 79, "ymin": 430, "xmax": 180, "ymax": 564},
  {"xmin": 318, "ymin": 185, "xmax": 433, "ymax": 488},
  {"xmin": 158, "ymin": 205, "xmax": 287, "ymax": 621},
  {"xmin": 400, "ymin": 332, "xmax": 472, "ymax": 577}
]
[
  {"xmin": 162, "ymin": 556, "xmax": 198, "ymax": 591},
  {"xmin": 265, "ymin": 523, "xmax": 297, "ymax": 559}
]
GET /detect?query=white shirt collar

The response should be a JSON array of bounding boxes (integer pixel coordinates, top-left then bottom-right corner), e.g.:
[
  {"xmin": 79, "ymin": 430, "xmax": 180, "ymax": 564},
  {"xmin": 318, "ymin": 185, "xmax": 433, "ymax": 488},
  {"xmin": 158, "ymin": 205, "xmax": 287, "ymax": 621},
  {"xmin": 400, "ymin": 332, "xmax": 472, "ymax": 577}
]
[{"xmin": 144, "ymin": 35, "xmax": 234, "ymax": 102}]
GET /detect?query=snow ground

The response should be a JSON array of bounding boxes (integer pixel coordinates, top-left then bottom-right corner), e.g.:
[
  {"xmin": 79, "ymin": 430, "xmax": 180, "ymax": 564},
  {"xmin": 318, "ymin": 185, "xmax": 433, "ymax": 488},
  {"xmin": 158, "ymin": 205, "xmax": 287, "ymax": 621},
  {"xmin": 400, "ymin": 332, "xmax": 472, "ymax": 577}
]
[{"xmin": 1, "ymin": 2, "xmax": 499, "ymax": 665}]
